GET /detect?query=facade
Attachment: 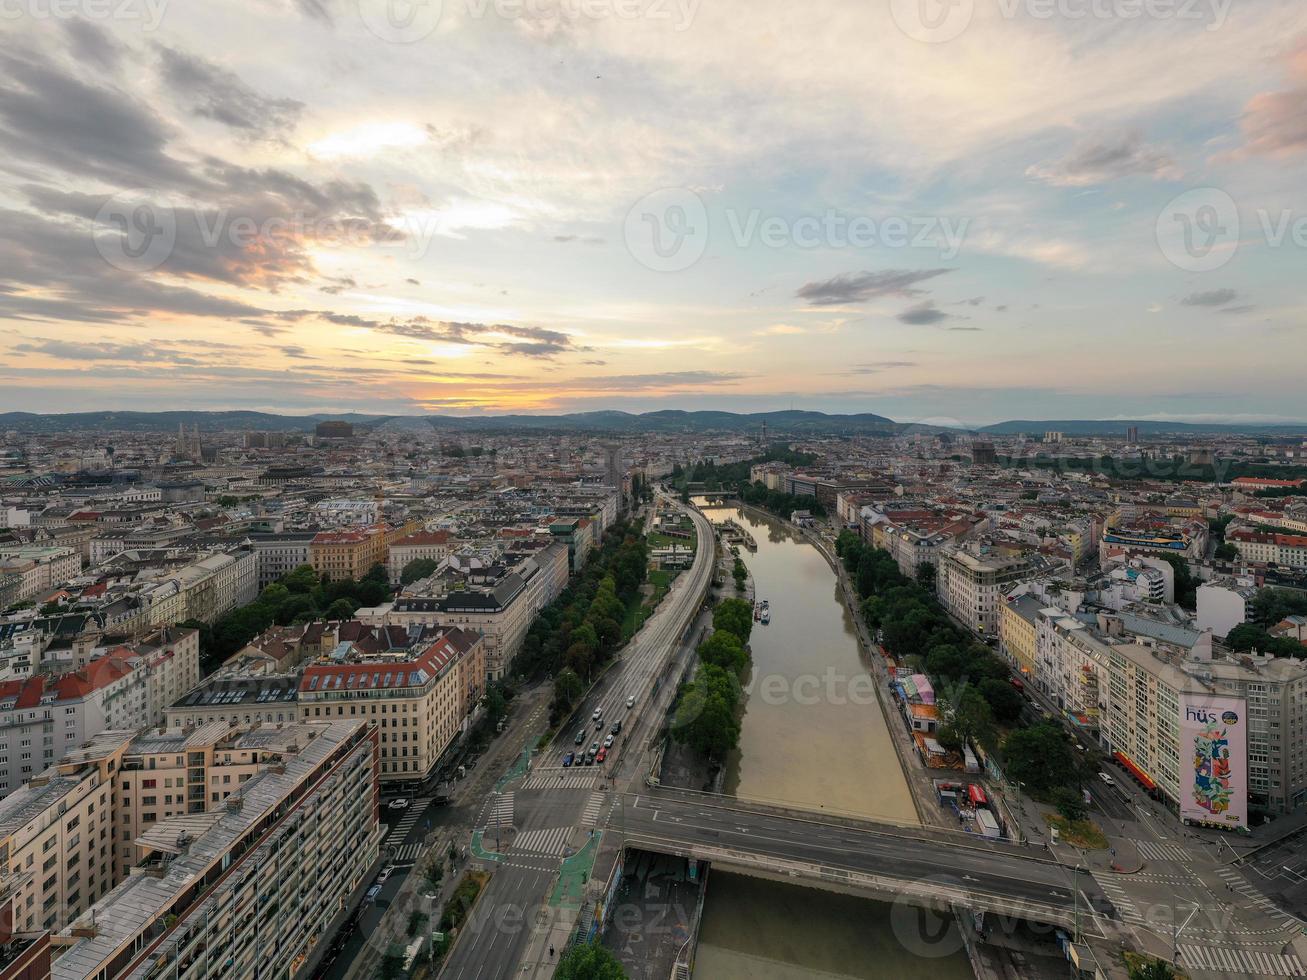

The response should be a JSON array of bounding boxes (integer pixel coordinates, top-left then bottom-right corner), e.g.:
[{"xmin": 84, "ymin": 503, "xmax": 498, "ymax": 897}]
[
  {"xmin": 52, "ymin": 719, "xmax": 379, "ymax": 980},
  {"xmin": 1196, "ymin": 579, "xmax": 1257, "ymax": 639},
  {"xmin": 386, "ymin": 531, "xmax": 453, "ymax": 584},
  {"xmin": 938, "ymin": 546, "xmax": 1034, "ymax": 637},
  {"xmin": 1228, "ymin": 529, "xmax": 1307, "ymax": 570},
  {"xmin": 298, "ymin": 628, "xmax": 484, "ymax": 784},
  {"xmin": 998, "ymin": 593, "xmax": 1041, "ymax": 682},
  {"xmin": 0, "ymin": 549, "xmax": 80, "ymax": 605},
  {"xmin": 246, "ymin": 533, "xmax": 315, "ymax": 589}
]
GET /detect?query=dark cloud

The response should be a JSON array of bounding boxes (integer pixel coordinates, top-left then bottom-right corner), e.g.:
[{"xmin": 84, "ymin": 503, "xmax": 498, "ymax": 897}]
[
  {"xmin": 1026, "ymin": 131, "xmax": 1180, "ymax": 186},
  {"xmin": 1181, "ymin": 288, "xmax": 1238, "ymax": 307},
  {"xmin": 796, "ymin": 268, "xmax": 951, "ymax": 306},
  {"xmin": 845, "ymin": 361, "xmax": 917, "ymax": 374},
  {"xmin": 275, "ymin": 311, "xmax": 586, "ymax": 359},
  {"xmin": 295, "ymin": 0, "xmax": 335, "ymax": 23},
  {"xmin": 0, "ymin": 51, "xmax": 194, "ymax": 189},
  {"xmin": 897, "ymin": 301, "xmax": 950, "ymax": 326},
  {"xmin": 1219, "ymin": 304, "xmax": 1256, "ymax": 314},
  {"xmin": 405, "ymin": 278, "xmax": 420, "ymax": 285},
  {"xmin": 62, "ymin": 20, "xmax": 123, "ymax": 72},
  {"xmin": 319, "ymin": 276, "xmax": 357, "ymax": 295},
  {"xmin": 157, "ymin": 48, "xmax": 304, "ymax": 139}
]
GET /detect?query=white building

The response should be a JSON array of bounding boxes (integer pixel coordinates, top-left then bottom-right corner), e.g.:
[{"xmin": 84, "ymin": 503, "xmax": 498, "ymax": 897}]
[{"xmin": 1196, "ymin": 578, "xmax": 1258, "ymax": 639}]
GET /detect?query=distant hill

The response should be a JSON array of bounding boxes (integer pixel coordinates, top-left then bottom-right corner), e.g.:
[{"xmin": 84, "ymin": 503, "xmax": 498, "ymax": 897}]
[
  {"xmin": 1, "ymin": 409, "xmax": 1303, "ymax": 437},
  {"xmin": 979, "ymin": 419, "xmax": 1307, "ymax": 436}
]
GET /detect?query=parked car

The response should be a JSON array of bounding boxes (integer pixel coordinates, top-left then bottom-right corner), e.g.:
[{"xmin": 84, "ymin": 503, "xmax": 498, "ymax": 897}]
[
  {"xmin": 1098, "ymin": 771, "xmax": 1115, "ymax": 786},
  {"xmin": 603, "ymin": 734, "xmax": 614, "ymax": 748},
  {"xmin": 387, "ymin": 798, "xmax": 410, "ymax": 810},
  {"xmin": 610, "ymin": 720, "xmax": 622, "ymax": 735},
  {"xmin": 562, "ymin": 752, "xmax": 575, "ymax": 767},
  {"xmin": 575, "ymin": 729, "xmax": 586, "ymax": 745},
  {"xmin": 365, "ymin": 885, "xmax": 381, "ymax": 903},
  {"xmin": 626, "ymin": 695, "xmax": 636, "ymax": 709},
  {"xmin": 376, "ymin": 866, "xmax": 393, "ymax": 885},
  {"xmin": 596, "ymin": 747, "xmax": 607, "ymax": 763}
]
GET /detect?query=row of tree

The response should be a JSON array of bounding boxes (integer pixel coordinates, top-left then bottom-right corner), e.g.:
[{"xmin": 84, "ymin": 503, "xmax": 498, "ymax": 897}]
[
  {"xmin": 671, "ymin": 598, "xmax": 755, "ymax": 759},
  {"xmin": 184, "ymin": 563, "xmax": 391, "ymax": 675},
  {"xmin": 505, "ymin": 521, "xmax": 649, "ymax": 726},
  {"xmin": 834, "ymin": 531, "xmax": 1091, "ymax": 815}
]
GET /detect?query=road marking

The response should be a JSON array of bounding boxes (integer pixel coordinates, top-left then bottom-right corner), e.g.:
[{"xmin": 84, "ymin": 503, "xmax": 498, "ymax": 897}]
[
  {"xmin": 1135, "ymin": 840, "xmax": 1190, "ymax": 862},
  {"xmin": 1179, "ymin": 943, "xmax": 1305, "ymax": 976},
  {"xmin": 512, "ymin": 826, "xmax": 572, "ymax": 857}
]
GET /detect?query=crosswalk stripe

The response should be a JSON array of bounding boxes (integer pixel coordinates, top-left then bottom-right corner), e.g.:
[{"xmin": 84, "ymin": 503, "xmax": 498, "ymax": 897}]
[
  {"xmin": 511, "ymin": 826, "xmax": 572, "ymax": 856},
  {"xmin": 523, "ymin": 771, "xmax": 601, "ymax": 790},
  {"xmin": 580, "ymin": 793, "xmax": 605, "ymax": 827},
  {"xmin": 1179, "ymin": 944, "xmax": 1306, "ymax": 976}
]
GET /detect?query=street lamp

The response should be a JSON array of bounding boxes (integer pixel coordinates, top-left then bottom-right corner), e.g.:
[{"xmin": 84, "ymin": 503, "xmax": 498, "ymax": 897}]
[
  {"xmin": 1071, "ymin": 863, "xmax": 1085, "ymax": 943},
  {"xmin": 1172, "ymin": 901, "xmax": 1201, "ymax": 967}
]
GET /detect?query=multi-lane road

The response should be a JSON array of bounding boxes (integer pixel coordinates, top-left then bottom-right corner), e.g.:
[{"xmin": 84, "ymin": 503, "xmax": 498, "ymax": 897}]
[{"xmin": 438, "ymin": 498, "xmax": 715, "ymax": 980}]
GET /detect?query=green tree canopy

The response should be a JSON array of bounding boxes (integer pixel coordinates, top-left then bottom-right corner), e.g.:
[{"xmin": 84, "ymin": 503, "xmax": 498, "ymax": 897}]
[
  {"xmin": 555, "ymin": 943, "xmax": 629, "ymax": 979},
  {"xmin": 712, "ymin": 597, "xmax": 754, "ymax": 643},
  {"xmin": 401, "ymin": 557, "xmax": 441, "ymax": 584},
  {"xmin": 1002, "ymin": 720, "xmax": 1084, "ymax": 797},
  {"xmin": 697, "ymin": 630, "xmax": 748, "ymax": 675}
]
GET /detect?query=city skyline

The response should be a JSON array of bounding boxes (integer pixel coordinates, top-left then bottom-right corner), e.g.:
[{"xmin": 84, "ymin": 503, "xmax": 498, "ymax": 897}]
[{"xmin": 2, "ymin": 4, "xmax": 1307, "ymax": 425}]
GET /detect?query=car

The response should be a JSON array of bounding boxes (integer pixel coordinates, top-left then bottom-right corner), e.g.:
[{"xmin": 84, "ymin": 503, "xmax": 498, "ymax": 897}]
[
  {"xmin": 604, "ymin": 734, "xmax": 614, "ymax": 748},
  {"xmin": 626, "ymin": 695, "xmax": 636, "ymax": 709},
  {"xmin": 365, "ymin": 885, "xmax": 382, "ymax": 903},
  {"xmin": 596, "ymin": 747, "xmax": 607, "ymax": 763},
  {"xmin": 387, "ymin": 798, "xmax": 410, "ymax": 810},
  {"xmin": 590, "ymin": 742, "xmax": 600, "ymax": 755},
  {"xmin": 562, "ymin": 752, "xmax": 575, "ymax": 767},
  {"xmin": 575, "ymin": 729, "xmax": 586, "ymax": 746},
  {"xmin": 376, "ymin": 866, "xmax": 394, "ymax": 884},
  {"xmin": 1098, "ymin": 771, "xmax": 1116, "ymax": 786},
  {"xmin": 592, "ymin": 708, "xmax": 603, "ymax": 722},
  {"xmin": 610, "ymin": 720, "xmax": 622, "ymax": 735},
  {"xmin": 583, "ymin": 752, "xmax": 595, "ymax": 766}
]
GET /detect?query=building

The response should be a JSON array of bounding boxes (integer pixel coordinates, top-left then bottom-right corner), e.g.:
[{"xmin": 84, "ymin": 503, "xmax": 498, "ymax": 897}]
[
  {"xmin": 998, "ymin": 593, "xmax": 1041, "ymax": 683},
  {"xmin": 970, "ymin": 441, "xmax": 997, "ymax": 465},
  {"xmin": 0, "ymin": 549, "xmax": 80, "ymax": 605},
  {"xmin": 1103, "ymin": 639, "xmax": 1307, "ymax": 819},
  {"xmin": 246, "ymin": 532, "xmax": 316, "ymax": 589},
  {"xmin": 1196, "ymin": 578, "xmax": 1258, "ymax": 639},
  {"xmin": 938, "ymin": 545, "xmax": 1034, "ymax": 637},
  {"xmin": 298, "ymin": 628, "xmax": 483, "ymax": 785},
  {"xmin": 164, "ymin": 675, "xmax": 301, "ymax": 729},
  {"xmin": 386, "ymin": 530, "xmax": 453, "ymax": 585},
  {"xmin": 1228, "ymin": 529, "xmax": 1307, "ymax": 570},
  {"xmin": 52, "ymin": 719, "xmax": 379, "ymax": 980},
  {"xmin": 314, "ymin": 419, "xmax": 355, "ymax": 439}
]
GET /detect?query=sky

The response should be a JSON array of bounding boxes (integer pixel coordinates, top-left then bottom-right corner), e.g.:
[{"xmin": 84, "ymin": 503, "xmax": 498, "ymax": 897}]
[{"xmin": 1, "ymin": 0, "xmax": 1305, "ymax": 427}]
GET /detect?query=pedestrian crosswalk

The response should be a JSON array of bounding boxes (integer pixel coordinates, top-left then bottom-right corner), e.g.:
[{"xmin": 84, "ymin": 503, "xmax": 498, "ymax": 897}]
[
  {"xmin": 512, "ymin": 826, "xmax": 572, "ymax": 857},
  {"xmin": 1217, "ymin": 866, "xmax": 1297, "ymax": 926},
  {"xmin": 391, "ymin": 843, "xmax": 423, "ymax": 864},
  {"xmin": 1091, "ymin": 872, "xmax": 1143, "ymax": 925},
  {"xmin": 1136, "ymin": 840, "xmax": 1190, "ymax": 862},
  {"xmin": 389, "ymin": 797, "xmax": 431, "ymax": 841},
  {"xmin": 580, "ymin": 792, "xmax": 605, "ymax": 828},
  {"xmin": 523, "ymin": 771, "xmax": 601, "ymax": 790},
  {"xmin": 1178, "ymin": 944, "xmax": 1306, "ymax": 976},
  {"xmin": 486, "ymin": 791, "xmax": 515, "ymax": 829}
]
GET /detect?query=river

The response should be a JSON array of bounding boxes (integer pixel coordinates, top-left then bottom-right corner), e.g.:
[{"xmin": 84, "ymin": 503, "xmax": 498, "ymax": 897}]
[{"xmin": 692, "ymin": 503, "xmax": 972, "ymax": 980}]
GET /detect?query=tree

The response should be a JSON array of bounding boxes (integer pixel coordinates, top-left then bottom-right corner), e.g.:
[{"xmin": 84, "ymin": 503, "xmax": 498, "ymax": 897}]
[
  {"xmin": 1157, "ymin": 554, "xmax": 1197, "ymax": 609},
  {"xmin": 555, "ymin": 942, "xmax": 629, "ymax": 979},
  {"xmin": 712, "ymin": 597, "xmax": 754, "ymax": 643},
  {"xmin": 697, "ymin": 630, "xmax": 748, "ymax": 675},
  {"xmin": 401, "ymin": 557, "xmax": 440, "ymax": 584},
  {"xmin": 1128, "ymin": 958, "xmax": 1176, "ymax": 980},
  {"xmin": 1214, "ymin": 542, "xmax": 1238, "ymax": 561},
  {"xmin": 938, "ymin": 688, "xmax": 995, "ymax": 752},
  {"xmin": 325, "ymin": 597, "xmax": 357, "ymax": 620},
  {"xmin": 1050, "ymin": 786, "xmax": 1087, "ymax": 822},
  {"xmin": 377, "ymin": 949, "xmax": 406, "ymax": 980},
  {"xmin": 1226, "ymin": 623, "xmax": 1270, "ymax": 652},
  {"xmin": 916, "ymin": 561, "xmax": 937, "ymax": 591},
  {"xmin": 672, "ymin": 664, "xmax": 740, "ymax": 759},
  {"xmin": 1002, "ymin": 721, "xmax": 1084, "ymax": 797},
  {"xmin": 553, "ymin": 668, "xmax": 584, "ymax": 713},
  {"xmin": 978, "ymin": 678, "xmax": 1025, "ymax": 725}
]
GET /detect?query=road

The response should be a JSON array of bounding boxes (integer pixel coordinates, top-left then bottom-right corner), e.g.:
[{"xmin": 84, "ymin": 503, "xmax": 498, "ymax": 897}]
[{"xmin": 439, "ymin": 497, "xmax": 715, "ymax": 979}]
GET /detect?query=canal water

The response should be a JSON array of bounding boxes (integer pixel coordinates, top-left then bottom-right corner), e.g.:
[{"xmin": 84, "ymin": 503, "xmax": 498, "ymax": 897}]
[
  {"xmin": 693, "ymin": 504, "xmax": 972, "ymax": 980},
  {"xmin": 702, "ymin": 504, "xmax": 915, "ymax": 821}
]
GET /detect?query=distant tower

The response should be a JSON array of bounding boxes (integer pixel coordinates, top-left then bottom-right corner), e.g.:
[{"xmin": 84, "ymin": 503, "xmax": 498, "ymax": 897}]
[
  {"xmin": 760, "ymin": 419, "xmax": 768, "ymax": 449},
  {"xmin": 602, "ymin": 443, "xmax": 623, "ymax": 489}
]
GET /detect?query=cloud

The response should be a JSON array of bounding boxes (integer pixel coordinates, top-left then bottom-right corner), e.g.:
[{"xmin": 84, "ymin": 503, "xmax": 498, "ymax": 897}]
[
  {"xmin": 755, "ymin": 324, "xmax": 805, "ymax": 336},
  {"xmin": 796, "ymin": 269, "xmax": 951, "ymax": 306},
  {"xmin": 278, "ymin": 311, "xmax": 587, "ymax": 359},
  {"xmin": 1239, "ymin": 39, "xmax": 1307, "ymax": 158},
  {"xmin": 843, "ymin": 361, "xmax": 918, "ymax": 374},
  {"xmin": 897, "ymin": 301, "xmax": 951, "ymax": 326},
  {"xmin": 62, "ymin": 20, "xmax": 123, "ymax": 72},
  {"xmin": 1026, "ymin": 131, "xmax": 1181, "ymax": 186},
  {"xmin": 1181, "ymin": 288, "xmax": 1238, "ymax": 307},
  {"xmin": 157, "ymin": 47, "xmax": 305, "ymax": 139}
]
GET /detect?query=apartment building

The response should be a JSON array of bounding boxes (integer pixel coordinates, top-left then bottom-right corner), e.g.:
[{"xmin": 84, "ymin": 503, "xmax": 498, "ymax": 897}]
[
  {"xmin": 938, "ymin": 545, "xmax": 1034, "ymax": 637},
  {"xmin": 998, "ymin": 593, "xmax": 1041, "ymax": 683},
  {"xmin": 1196, "ymin": 578, "xmax": 1258, "ymax": 639},
  {"xmin": 52, "ymin": 719, "xmax": 379, "ymax": 980},
  {"xmin": 298, "ymin": 628, "xmax": 484, "ymax": 785},
  {"xmin": 386, "ymin": 531, "xmax": 453, "ymax": 584},
  {"xmin": 0, "ymin": 630, "xmax": 200, "ymax": 797},
  {"xmin": 1228, "ymin": 529, "xmax": 1307, "ymax": 570},
  {"xmin": 308, "ymin": 522, "xmax": 418, "ymax": 582},
  {"xmin": 164, "ymin": 676, "xmax": 301, "ymax": 729},
  {"xmin": 364, "ymin": 543, "xmax": 568, "ymax": 679},
  {"xmin": 246, "ymin": 532, "xmax": 315, "ymax": 589},
  {"xmin": 0, "ymin": 549, "xmax": 80, "ymax": 605},
  {"xmin": 1035, "ymin": 609, "xmax": 1110, "ymax": 728},
  {"xmin": 1103, "ymin": 640, "xmax": 1307, "ymax": 818}
]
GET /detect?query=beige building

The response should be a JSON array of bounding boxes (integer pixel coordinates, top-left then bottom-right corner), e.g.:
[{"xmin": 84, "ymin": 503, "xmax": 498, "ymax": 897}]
[
  {"xmin": 387, "ymin": 530, "xmax": 453, "ymax": 584},
  {"xmin": 938, "ymin": 545, "xmax": 1034, "ymax": 638},
  {"xmin": 53, "ymin": 719, "xmax": 379, "ymax": 980},
  {"xmin": 998, "ymin": 593, "xmax": 1041, "ymax": 683},
  {"xmin": 298, "ymin": 628, "xmax": 485, "ymax": 785}
]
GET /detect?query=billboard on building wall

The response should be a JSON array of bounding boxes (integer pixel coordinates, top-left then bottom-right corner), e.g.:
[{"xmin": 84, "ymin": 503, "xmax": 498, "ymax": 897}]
[{"xmin": 1179, "ymin": 694, "xmax": 1248, "ymax": 830}]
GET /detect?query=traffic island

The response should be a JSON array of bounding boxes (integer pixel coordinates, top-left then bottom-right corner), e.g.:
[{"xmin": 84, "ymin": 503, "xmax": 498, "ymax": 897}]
[{"xmin": 552, "ymin": 831, "xmax": 602, "ymax": 909}]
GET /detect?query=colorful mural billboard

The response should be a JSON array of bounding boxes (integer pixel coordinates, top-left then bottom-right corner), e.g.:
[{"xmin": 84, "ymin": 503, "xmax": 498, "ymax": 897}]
[{"xmin": 1180, "ymin": 694, "xmax": 1247, "ymax": 830}]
